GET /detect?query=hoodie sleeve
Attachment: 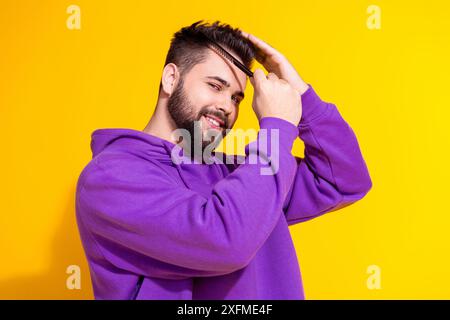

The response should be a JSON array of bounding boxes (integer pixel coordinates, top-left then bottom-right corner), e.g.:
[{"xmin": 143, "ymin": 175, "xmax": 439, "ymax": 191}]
[
  {"xmin": 76, "ymin": 117, "xmax": 298, "ymax": 280},
  {"xmin": 282, "ymin": 85, "xmax": 373, "ymax": 226}
]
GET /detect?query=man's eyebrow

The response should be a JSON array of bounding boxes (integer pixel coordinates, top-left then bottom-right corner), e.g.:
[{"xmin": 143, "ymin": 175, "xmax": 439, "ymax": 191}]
[{"xmin": 205, "ymin": 76, "xmax": 245, "ymax": 99}]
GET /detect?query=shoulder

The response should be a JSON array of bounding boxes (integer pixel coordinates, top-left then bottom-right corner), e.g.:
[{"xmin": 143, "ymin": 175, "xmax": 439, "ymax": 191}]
[{"xmin": 77, "ymin": 151, "xmax": 175, "ymax": 191}]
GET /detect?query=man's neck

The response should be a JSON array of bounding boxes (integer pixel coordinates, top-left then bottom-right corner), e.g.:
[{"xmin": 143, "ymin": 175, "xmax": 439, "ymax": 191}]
[{"xmin": 142, "ymin": 104, "xmax": 178, "ymax": 145}]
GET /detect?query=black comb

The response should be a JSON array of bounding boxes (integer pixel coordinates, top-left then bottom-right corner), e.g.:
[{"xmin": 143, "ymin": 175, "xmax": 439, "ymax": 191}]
[{"xmin": 198, "ymin": 31, "xmax": 254, "ymax": 78}]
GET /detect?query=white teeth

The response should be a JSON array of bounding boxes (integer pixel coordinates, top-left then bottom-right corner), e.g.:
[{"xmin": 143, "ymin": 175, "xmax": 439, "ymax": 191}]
[{"xmin": 205, "ymin": 116, "xmax": 220, "ymax": 127}]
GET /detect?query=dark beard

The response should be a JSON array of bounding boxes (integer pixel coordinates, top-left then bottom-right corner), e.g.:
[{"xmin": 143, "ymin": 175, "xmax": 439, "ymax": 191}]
[{"xmin": 167, "ymin": 77, "xmax": 227, "ymax": 162}]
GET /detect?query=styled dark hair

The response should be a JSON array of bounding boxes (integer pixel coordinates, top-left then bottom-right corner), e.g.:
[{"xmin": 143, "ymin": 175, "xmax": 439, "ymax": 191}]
[{"xmin": 159, "ymin": 20, "xmax": 256, "ymax": 92}]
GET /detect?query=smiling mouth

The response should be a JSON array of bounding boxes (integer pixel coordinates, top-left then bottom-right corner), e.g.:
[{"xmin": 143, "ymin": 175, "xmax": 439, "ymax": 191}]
[{"xmin": 202, "ymin": 115, "xmax": 224, "ymax": 130}]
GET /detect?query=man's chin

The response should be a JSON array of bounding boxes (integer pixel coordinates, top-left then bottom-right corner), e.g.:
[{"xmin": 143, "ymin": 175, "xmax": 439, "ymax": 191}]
[{"xmin": 203, "ymin": 129, "xmax": 225, "ymax": 144}]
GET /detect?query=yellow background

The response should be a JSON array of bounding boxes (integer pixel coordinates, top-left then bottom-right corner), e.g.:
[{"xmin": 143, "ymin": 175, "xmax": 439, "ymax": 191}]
[{"xmin": 1, "ymin": 0, "xmax": 449, "ymax": 299}]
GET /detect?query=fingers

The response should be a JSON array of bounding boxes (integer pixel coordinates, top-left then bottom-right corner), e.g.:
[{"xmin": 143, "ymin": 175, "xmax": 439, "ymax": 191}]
[
  {"xmin": 250, "ymin": 69, "xmax": 284, "ymax": 87},
  {"xmin": 267, "ymin": 72, "xmax": 290, "ymax": 88},
  {"xmin": 240, "ymin": 30, "xmax": 265, "ymax": 60},
  {"xmin": 240, "ymin": 30, "xmax": 250, "ymax": 39},
  {"xmin": 266, "ymin": 72, "xmax": 278, "ymax": 80},
  {"xmin": 250, "ymin": 68, "xmax": 266, "ymax": 87},
  {"xmin": 241, "ymin": 30, "xmax": 277, "ymax": 55}
]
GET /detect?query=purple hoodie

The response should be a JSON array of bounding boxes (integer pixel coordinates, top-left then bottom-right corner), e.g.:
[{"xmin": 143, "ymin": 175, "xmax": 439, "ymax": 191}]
[{"xmin": 75, "ymin": 85, "xmax": 372, "ymax": 300}]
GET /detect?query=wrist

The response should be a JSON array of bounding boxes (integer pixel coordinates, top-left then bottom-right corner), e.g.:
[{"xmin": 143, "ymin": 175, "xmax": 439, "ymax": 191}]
[{"xmin": 295, "ymin": 82, "xmax": 310, "ymax": 96}]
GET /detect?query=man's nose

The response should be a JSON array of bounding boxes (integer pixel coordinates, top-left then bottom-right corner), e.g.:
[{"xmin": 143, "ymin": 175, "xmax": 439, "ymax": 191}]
[{"xmin": 216, "ymin": 96, "xmax": 233, "ymax": 116}]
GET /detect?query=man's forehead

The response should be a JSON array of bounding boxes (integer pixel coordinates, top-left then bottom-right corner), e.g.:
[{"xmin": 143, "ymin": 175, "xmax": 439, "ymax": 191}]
[{"xmin": 195, "ymin": 50, "xmax": 247, "ymax": 88}]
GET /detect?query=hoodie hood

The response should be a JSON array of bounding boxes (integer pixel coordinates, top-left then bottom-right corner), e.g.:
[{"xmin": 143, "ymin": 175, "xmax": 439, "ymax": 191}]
[
  {"xmin": 90, "ymin": 128, "xmax": 180, "ymax": 165},
  {"xmin": 89, "ymin": 128, "xmax": 229, "ymax": 197},
  {"xmin": 90, "ymin": 128, "xmax": 229, "ymax": 167}
]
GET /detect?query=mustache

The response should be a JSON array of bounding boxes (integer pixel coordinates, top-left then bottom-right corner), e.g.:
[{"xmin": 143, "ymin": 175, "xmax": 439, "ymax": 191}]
[{"xmin": 198, "ymin": 109, "xmax": 228, "ymax": 128}]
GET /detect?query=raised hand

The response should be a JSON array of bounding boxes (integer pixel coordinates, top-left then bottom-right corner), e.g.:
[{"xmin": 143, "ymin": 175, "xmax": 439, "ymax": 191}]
[{"xmin": 241, "ymin": 30, "xmax": 310, "ymax": 95}]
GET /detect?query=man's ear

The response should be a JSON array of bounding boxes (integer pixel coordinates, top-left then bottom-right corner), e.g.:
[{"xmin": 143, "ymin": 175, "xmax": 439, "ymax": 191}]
[{"xmin": 161, "ymin": 63, "xmax": 180, "ymax": 96}]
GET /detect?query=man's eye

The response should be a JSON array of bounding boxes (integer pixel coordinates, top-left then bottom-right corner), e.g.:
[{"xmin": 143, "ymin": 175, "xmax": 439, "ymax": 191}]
[
  {"xmin": 232, "ymin": 96, "xmax": 241, "ymax": 105},
  {"xmin": 209, "ymin": 82, "xmax": 240, "ymax": 105},
  {"xmin": 208, "ymin": 83, "xmax": 221, "ymax": 91}
]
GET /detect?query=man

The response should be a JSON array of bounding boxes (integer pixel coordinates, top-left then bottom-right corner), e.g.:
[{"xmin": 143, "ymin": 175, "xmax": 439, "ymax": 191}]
[{"xmin": 75, "ymin": 20, "xmax": 372, "ymax": 299}]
